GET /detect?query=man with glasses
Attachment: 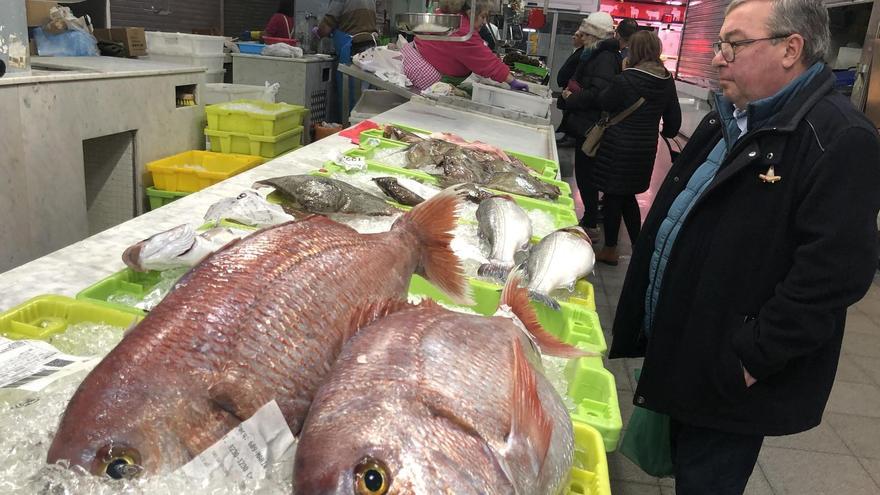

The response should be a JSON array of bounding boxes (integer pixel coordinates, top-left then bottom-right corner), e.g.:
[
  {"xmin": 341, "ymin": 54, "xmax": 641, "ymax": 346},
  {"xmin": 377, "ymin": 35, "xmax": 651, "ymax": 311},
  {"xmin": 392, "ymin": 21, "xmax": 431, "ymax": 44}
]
[{"xmin": 609, "ymin": 0, "xmax": 880, "ymax": 493}]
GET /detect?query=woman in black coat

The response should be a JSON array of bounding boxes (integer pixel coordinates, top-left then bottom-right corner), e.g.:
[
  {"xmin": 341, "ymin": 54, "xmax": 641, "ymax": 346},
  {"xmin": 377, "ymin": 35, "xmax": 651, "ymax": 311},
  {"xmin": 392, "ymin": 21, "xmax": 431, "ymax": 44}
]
[
  {"xmin": 559, "ymin": 11, "xmax": 619, "ymax": 240},
  {"xmin": 592, "ymin": 31, "xmax": 681, "ymax": 265}
]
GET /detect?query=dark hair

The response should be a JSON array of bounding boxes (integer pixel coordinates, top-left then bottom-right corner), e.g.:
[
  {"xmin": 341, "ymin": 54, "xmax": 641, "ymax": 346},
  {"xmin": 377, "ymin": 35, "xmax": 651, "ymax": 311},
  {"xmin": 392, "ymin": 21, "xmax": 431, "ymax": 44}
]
[
  {"xmin": 627, "ymin": 30, "xmax": 662, "ymax": 67},
  {"xmin": 277, "ymin": 0, "xmax": 294, "ymax": 17},
  {"xmin": 616, "ymin": 18, "xmax": 639, "ymax": 40}
]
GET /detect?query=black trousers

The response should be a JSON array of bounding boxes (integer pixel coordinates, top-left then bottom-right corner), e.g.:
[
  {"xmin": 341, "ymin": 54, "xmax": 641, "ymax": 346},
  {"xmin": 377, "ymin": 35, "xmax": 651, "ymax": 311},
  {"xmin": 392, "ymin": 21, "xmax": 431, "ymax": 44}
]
[
  {"xmin": 574, "ymin": 138, "xmax": 598, "ymax": 229},
  {"xmin": 602, "ymin": 193, "xmax": 641, "ymax": 247},
  {"xmin": 670, "ymin": 419, "xmax": 764, "ymax": 495}
]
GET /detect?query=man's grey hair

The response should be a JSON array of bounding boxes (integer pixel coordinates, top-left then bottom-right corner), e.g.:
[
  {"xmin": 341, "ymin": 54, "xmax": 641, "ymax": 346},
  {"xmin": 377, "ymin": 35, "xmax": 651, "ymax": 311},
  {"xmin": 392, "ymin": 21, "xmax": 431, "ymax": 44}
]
[{"xmin": 726, "ymin": 0, "xmax": 830, "ymax": 65}]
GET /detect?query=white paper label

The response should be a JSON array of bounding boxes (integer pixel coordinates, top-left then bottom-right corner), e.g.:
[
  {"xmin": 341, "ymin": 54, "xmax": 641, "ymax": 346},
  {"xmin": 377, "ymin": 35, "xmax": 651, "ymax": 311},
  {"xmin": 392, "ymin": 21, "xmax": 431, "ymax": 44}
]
[
  {"xmin": 338, "ymin": 155, "xmax": 367, "ymax": 172},
  {"xmin": 180, "ymin": 400, "xmax": 296, "ymax": 484},
  {"xmin": 0, "ymin": 337, "xmax": 96, "ymax": 392}
]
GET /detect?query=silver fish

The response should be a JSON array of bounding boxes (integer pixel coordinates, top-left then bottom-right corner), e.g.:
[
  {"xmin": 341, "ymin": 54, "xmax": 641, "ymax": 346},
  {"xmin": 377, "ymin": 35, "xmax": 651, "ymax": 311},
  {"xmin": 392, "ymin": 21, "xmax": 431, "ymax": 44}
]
[
  {"xmin": 476, "ymin": 196, "xmax": 533, "ymax": 280},
  {"xmin": 203, "ymin": 190, "xmax": 295, "ymax": 228},
  {"xmin": 121, "ymin": 224, "xmax": 241, "ymax": 272},
  {"xmin": 526, "ymin": 227, "xmax": 595, "ymax": 310},
  {"xmin": 294, "ymin": 275, "xmax": 589, "ymax": 494}
]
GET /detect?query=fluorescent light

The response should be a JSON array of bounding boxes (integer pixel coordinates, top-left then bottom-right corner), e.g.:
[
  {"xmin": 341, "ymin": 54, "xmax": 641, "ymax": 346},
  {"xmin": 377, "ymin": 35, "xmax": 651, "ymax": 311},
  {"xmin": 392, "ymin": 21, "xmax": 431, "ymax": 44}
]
[{"xmin": 523, "ymin": 28, "xmax": 537, "ymax": 32}]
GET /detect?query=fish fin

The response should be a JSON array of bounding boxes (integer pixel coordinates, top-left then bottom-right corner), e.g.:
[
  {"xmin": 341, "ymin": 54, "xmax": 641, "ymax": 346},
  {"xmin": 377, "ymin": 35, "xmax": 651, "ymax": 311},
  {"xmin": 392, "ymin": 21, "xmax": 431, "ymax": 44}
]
[
  {"xmin": 509, "ymin": 338, "xmax": 553, "ymax": 468},
  {"xmin": 478, "ymin": 262, "xmax": 512, "ymax": 281},
  {"xmin": 347, "ymin": 299, "xmax": 414, "ymax": 341},
  {"xmin": 396, "ymin": 187, "xmax": 473, "ymax": 306},
  {"xmin": 529, "ymin": 290, "xmax": 561, "ymax": 312},
  {"xmin": 208, "ymin": 379, "xmax": 264, "ymax": 422},
  {"xmin": 500, "ymin": 272, "xmax": 593, "ymax": 359}
]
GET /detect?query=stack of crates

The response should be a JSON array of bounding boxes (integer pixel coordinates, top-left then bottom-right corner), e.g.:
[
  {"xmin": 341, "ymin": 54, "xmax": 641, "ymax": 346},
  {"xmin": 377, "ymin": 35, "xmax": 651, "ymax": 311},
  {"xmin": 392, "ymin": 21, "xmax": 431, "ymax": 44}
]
[
  {"xmin": 204, "ymin": 100, "xmax": 309, "ymax": 159},
  {"xmin": 144, "ymin": 150, "xmax": 264, "ymax": 210}
]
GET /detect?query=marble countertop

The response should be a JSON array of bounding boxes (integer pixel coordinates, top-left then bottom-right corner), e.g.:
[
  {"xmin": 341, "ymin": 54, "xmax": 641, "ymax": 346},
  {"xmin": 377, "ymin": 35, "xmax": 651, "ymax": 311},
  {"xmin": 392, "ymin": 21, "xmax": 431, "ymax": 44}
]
[
  {"xmin": 0, "ymin": 99, "xmax": 560, "ymax": 311},
  {"xmin": 0, "ymin": 56, "xmax": 206, "ymax": 87}
]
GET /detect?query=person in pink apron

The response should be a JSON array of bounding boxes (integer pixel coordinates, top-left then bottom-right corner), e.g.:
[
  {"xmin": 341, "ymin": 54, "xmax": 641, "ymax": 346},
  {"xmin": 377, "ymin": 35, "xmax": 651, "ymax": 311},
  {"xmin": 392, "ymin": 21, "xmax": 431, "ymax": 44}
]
[
  {"xmin": 264, "ymin": 1, "xmax": 295, "ymax": 39},
  {"xmin": 402, "ymin": 0, "xmax": 528, "ymax": 92}
]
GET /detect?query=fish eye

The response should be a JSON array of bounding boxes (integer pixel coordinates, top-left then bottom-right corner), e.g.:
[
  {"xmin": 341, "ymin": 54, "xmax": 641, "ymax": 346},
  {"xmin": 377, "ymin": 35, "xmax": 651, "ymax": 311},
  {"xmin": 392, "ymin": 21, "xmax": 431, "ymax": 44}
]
[
  {"xmin": 95, "ymin": 444, "xmax": 142, "ymax": 480},
  {"xmin": 237, "ymin": 192, "xmax": 248, "ymax": 200},
  {"xmin": 354, "ymin": 457, "xmax": 390, "ymax": 494}
]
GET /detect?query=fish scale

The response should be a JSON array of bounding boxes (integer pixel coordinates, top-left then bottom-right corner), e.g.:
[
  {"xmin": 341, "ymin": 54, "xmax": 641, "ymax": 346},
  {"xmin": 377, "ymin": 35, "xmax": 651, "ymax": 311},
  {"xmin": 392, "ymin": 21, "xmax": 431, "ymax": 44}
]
[{"xmin": 48, "ymin": 188, "xmax": 470, "ymax": 477}]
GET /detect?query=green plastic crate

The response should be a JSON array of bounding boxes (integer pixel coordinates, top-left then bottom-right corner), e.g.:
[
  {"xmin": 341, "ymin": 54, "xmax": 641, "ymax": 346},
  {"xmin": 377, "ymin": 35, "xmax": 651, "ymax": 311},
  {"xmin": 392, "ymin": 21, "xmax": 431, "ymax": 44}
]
[
  {"xmin": 206, "ymin": 126, "xmax": 303, "ymax": 158},
  {"xmin": 567, "ymin": 357, "xmax": 623, "ymax": 452},
  {"xmin": 359, "ymin": 121, "xmax": 560, "ymax": 178},
  {"xmin": 408, "ymin": 275, "xmax": 605, "ymax": 354},
  {"xmin": 76, "ymin": 270, "xmax": 170, "ymax": 315},
  {"xmin": 206, "ymin": 100, "xmax": 308, "ymax": 137},
  {"xmin": 321, "ymin": 158, "xmax": 579, "ymax": 230},
  {"xmin": 567, "ymin": 423, "xmax": 612, "ymax": 495},
  {"xmin": 354, "ymin": 138, "xmax": 573, "ymax": 209},
  {"xmin": 146, "ymin": 187, "xmax": 190, "ymax": 210},
  {"xmin": 514, "ymin": 62, "xmax": 549, "ymax": 78},
  {"xmin": 0, "ymin": 295, "xmax": 142, "ymax": 341}
]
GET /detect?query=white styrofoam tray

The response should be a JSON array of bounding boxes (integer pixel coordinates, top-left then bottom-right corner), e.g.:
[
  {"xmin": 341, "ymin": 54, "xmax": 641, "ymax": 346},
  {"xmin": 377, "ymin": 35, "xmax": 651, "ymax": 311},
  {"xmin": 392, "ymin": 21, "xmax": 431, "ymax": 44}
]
[
  {"xmin": 145, "ymin": 53, "xmax": 226, "ymax": 71},
  {"xmin": 203, "ymin": 83, "xmax": 272, "ymax": 105},
  {"xmin": 146, "ymin": 31, "xmax": 226, "ymax": 56},
  {"xmin": 470, "ymin": 81, "xmax": 552, "ymax": 118}
]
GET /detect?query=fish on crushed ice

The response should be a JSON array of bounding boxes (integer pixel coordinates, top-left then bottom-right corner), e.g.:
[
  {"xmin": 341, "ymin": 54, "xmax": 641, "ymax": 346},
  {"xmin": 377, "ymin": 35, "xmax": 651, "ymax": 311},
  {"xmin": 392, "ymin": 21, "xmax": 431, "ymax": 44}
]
[
  {"xmin": 203, "ymin": 190, "xmax": 296, "ymax": 228},
  {"xmin": 485, "ymin": 172, "xmax": 561, "ymax": 200},
  {"xmin": 47, "ymin": 188, "xmax": 472, "ymax": 478},
  {"xmin": 405, "ymin": 139, "xmax": 458, "ymax": 170},
  {"xmin": 383, "ymin": 125, "xmax": 425, "ymax": 144},
  {"xmin": 476, "ymin": 196, "xmax": 532, "ymax": 280},
  {"xmin": 525, "ymin": 227, "xmax": 595, "ymax": 310},
  {"xmin": 254, "ymin": 175, "xmax": 399, "ymax": 216},
  {"xmin": 294, "ymin": 274, "xmax": 590, "ymax": 495},
  {"xmin": 372, "ymin": 177, "xmax": 425, "ymax": 206},
  {"xmin": 121, "ymin": 224, "xmax": 242, "ymax": 273}
]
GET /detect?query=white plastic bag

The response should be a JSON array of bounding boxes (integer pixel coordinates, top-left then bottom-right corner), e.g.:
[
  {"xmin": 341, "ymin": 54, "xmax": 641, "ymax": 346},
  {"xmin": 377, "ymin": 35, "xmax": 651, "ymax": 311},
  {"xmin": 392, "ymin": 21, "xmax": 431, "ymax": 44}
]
[
  {"xmin": 262, "ymin": 81, "xmax": 280, "ymax": 102},
  {"xmin": 261, "ymin": 43, "xmax": 303, "ymax": 58}
]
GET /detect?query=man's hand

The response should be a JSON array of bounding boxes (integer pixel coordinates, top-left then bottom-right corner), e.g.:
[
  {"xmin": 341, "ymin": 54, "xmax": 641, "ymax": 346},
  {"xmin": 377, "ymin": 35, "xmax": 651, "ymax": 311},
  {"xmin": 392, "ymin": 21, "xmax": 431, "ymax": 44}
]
[
  {"xmin": 744, "ymin": 366, "xmax": 757, "ymax": 387},
  {"xmin": 562, "ymin": 89, "xmax": 572, "ymax": 99}
]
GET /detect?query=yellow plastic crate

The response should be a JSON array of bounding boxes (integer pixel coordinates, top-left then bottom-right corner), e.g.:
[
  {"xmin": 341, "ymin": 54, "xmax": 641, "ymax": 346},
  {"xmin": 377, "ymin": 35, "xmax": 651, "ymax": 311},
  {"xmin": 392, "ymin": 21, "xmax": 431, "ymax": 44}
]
[
  {"xmin": 0, "ymin": 295, "xmax": 141, "ymax": 341},
  {"xmin": 205, "ymin": 127, "xmax": 303, "ymax": 159},
  {"xmin": 567, "ymin": 423, "xmax": 612, "ymax": 495},
  {"xmin": 206, "ymin": 99, "xmax": 308, "ymax": 137},
  {"xmin": 146, "ymin": 150, "xmax": 264, "ymax": 193}
]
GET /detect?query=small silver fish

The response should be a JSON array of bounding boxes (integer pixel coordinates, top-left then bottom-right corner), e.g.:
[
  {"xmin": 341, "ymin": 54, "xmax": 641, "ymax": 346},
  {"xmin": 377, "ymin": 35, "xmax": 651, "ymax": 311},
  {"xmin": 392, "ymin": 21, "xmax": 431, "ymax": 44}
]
[
  {"xmin": 122, "ymin": 224, "xmax": 241, "ymax": 272},
  {"xmin": 203, "ymin": 190, "xmax": 295, "ymax": 228},
  {"xmin": 476, "ymin": 196, "xmax": 533, "ymax": 280},
  {"xmin": 525, "ymin": 227, "xmax": 595, "ymax": 310}
]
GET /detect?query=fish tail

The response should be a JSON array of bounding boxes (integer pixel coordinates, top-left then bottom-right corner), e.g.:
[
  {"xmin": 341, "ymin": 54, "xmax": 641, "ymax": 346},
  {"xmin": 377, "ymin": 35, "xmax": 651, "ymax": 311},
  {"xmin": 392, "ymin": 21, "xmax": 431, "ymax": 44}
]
[
  {"xmin": 477, "ymin": 262, "xmax": 513, "ymax": 281},
  {"xmin": 500, "ymin": 272, "xmax": 594, "ymax": 359},
  {"xmin": 529, "ymin": 290, "xmax": 561, "ymax": 311},
  {"xmin": 396, "ymin": 187, "xmax": 473, "ymax": 306}
]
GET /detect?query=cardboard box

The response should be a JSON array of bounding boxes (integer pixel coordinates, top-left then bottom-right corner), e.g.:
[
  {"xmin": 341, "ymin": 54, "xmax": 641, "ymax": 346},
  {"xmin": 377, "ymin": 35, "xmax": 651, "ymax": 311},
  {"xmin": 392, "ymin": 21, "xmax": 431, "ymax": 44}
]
[
  {"xmin": 26, "ymin": 0, "xmax": 58, "ymax": 27},
  {"xmin": 93, "ymin": 28, "xmax": 148, "ymax": 57}
]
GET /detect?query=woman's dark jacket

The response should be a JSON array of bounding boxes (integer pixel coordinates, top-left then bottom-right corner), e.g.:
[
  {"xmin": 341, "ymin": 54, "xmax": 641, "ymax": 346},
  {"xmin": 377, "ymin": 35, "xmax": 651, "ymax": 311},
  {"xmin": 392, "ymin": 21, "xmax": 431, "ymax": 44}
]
[
  {"xmin": 560, "ymin": 38, "xmax": 622, "ymax": 138},
  {"xmin": 592, "ymin": 63, "xmax": 682, "ymax": 195}
]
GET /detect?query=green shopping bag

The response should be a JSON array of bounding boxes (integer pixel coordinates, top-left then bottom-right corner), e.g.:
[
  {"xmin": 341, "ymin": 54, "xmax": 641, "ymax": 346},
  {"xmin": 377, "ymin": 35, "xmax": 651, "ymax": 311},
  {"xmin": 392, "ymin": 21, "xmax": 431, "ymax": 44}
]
[{"xmin": 619, "ymin": 369, "xmax": 675, "ymax": 478}]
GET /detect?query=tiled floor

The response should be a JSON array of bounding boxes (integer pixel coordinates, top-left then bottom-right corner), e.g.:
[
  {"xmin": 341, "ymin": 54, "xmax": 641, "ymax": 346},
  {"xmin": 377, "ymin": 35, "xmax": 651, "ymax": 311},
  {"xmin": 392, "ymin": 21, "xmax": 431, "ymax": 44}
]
[{"xmin": 559, "ymin": 141, "xmax": 880, "ymax": 494}]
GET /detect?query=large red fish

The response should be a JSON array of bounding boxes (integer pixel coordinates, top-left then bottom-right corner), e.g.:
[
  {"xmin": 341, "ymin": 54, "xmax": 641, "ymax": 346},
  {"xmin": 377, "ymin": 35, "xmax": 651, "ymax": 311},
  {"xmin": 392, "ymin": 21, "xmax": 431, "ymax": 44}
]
[
  {"xmin": 47, "ymin": 188, "xmax": 471, "ymax": 479},
  {"xmin": 293, "ymin": 275, "xmax": 589, "ymax": 494}
]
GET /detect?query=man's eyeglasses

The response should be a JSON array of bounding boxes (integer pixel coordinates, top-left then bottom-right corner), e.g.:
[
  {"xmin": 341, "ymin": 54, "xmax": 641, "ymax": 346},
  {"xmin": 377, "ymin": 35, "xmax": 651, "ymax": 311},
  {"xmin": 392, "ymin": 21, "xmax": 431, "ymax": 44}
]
[{"xmin": 712, "ymin": 35, "xmax": 792, "ymax": 62}]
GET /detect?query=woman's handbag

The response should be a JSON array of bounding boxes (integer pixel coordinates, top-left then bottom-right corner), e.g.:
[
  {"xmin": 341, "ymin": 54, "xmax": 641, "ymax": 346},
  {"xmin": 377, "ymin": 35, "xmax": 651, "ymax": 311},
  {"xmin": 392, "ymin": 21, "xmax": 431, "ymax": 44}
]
[
  {"xmin": 619, "ymin": 368, "xmax": 675, "ymax": 478},
  {"xmin": 581, "ymin": 97, "xmax": 645, "ymax": 158}
]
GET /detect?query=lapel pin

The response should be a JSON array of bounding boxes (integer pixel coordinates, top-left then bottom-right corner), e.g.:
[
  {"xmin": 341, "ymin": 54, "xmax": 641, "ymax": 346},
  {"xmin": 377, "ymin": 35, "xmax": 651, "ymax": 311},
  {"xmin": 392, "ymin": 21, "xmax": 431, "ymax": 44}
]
[{"xmin": 759, "ymin": 165, "xmax": 782, "ymax": 183}]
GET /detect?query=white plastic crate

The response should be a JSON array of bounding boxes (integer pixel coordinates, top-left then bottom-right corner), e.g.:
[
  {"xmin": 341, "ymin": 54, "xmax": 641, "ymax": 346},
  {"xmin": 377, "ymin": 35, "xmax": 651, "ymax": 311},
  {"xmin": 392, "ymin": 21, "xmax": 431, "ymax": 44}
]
[
  {"xmin": 471, "ymin": 81, "xmax": 553, "ymax": 118},
  {"xmin": 146, "ymin": 31, "xmax": 225, "ymax": 56},
  {"xmin": 203, "ymin": 83, "xmax": 273, "ymax": 105},
  {"xmin": 147, "ymin": 53, "xmax": 226, "ymax": 71}
]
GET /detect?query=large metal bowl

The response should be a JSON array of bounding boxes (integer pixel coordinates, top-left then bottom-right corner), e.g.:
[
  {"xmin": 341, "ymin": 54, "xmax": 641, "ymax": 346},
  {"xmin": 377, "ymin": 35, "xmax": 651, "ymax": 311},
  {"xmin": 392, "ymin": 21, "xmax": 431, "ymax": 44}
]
[{"xmin": 396, "ymin": 13, "xmax": 462, "ymax": 36}]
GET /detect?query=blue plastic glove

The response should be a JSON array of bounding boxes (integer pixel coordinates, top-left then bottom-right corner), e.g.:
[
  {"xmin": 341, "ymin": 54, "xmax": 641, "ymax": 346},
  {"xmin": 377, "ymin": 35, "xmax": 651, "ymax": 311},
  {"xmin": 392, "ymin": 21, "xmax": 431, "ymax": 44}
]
[
  {"xmin": 509, "ymin": 79, "xmax": 529, "ymax": 92},
  {"xmin": 311, "ymin": 26, "xmax": 320, "ymax": 37}
]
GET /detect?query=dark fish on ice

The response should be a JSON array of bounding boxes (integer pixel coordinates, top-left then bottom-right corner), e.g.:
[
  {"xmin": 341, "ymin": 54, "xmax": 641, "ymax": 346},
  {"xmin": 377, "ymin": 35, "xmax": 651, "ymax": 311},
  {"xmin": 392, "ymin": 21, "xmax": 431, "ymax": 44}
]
[
  {"xmin": 485, "ymin": 172, "xmax": 561, "ymax": 200},
  {"xmin": 46, "ymin": 189, "xmax": 472, "ymax": 477},
  {"xmin": 405, "ymin": 139, "xmax": 458, "ymax": 170},
  {"xmin": 372, "ymin": 177, "xmax": 425, "ymax": 206},
  {"xmin": 383, "ymin": 125, "xmax": 425, "ymax": 144},
  {"xmin": 254, "ymin": 174, "xmax": 399, "ymax": 216},
  {"xmin": 294, "ymin": 275, "xmax": 589, "ymax": 494}
]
